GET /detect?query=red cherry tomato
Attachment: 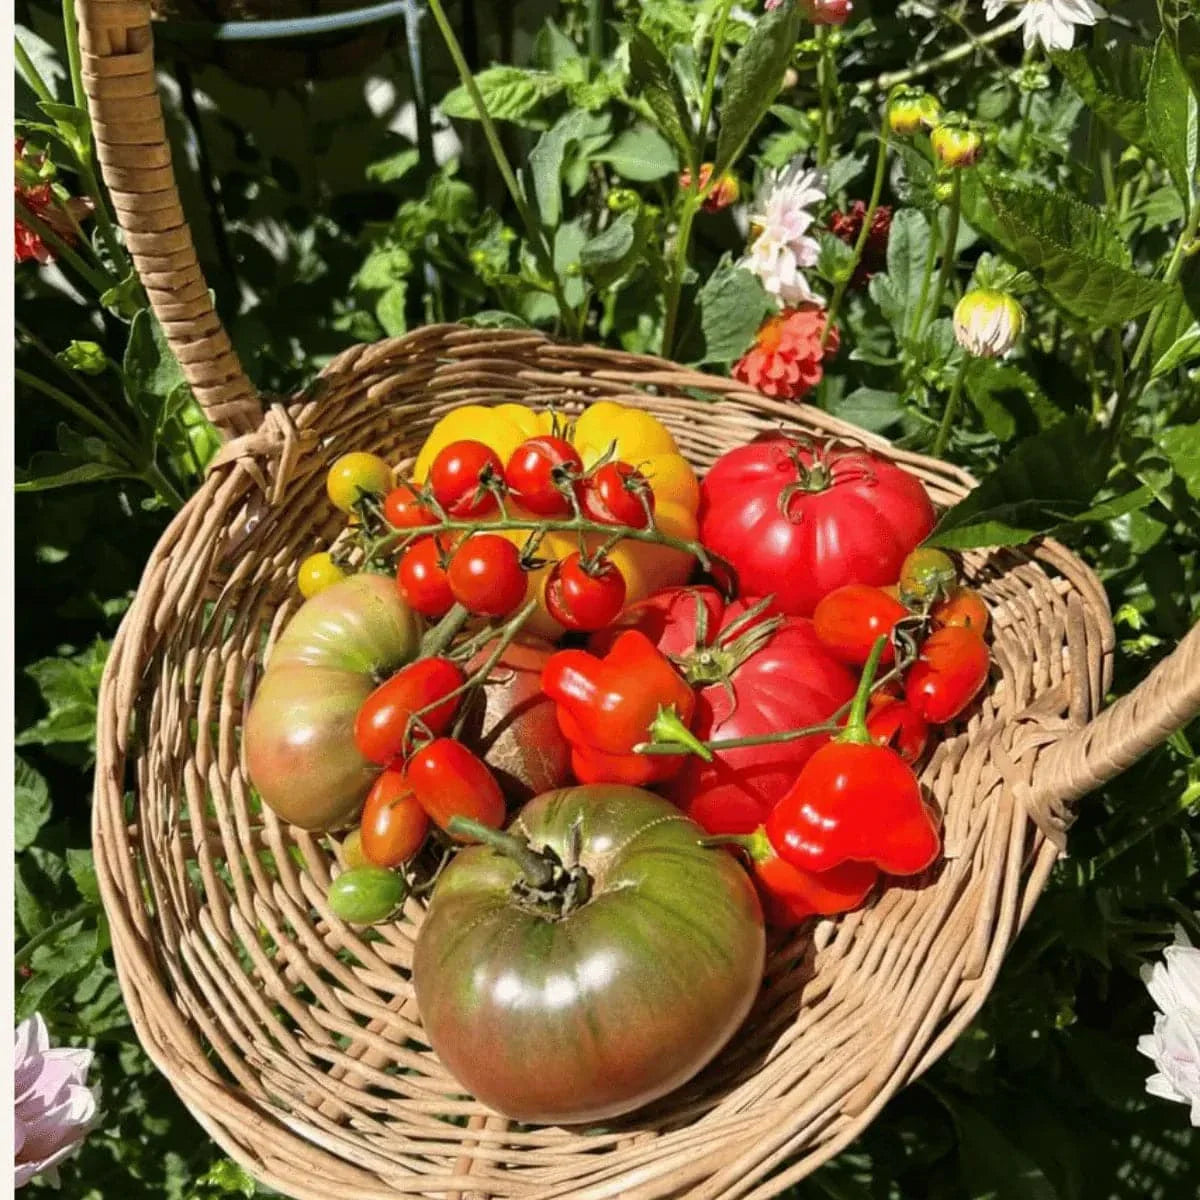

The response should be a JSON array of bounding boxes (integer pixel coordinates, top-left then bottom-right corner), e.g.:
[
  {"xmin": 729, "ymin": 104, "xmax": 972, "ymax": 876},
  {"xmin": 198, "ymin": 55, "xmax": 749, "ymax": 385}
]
[
  {"xmin": 397, "ymin": 535, "xmax": 455, "ymax": 617},
  {"xmin": 429, "ymin": 440, "xmax": 504, "ymax": 518},
  {"xmin": 812, "ymin": 584, "xmax": 909, "ymax": 666},
  {"xmin": 545, "ymin": 553, "xmax": 627, "ymax": 632},
  {"xmin": 505, "ymin": 436, "xmax": 583, "ymax": 516},
  {"xmin": 930, "ymin": 586, "xmax": 990, "ymax": 634},
  {"xmin": 579, "ymin": 462, "xmax": 655, "ymax": 529},
  {"xmin": 404, "ymin": 738, "xmax": 506, "ymax": 839},
  {"xmin": 905, "ymin": 625, "xmax": 990, "ymax": 724},
  {"xmin": 447, "ymin": 534, "xmax": 527, "ymax": 618},
  {"xmin": 865, "ymin": 695, "xmax": 929, "ymax": 765},
  {"xmin": 354, "ymin": 657, "xmax": 465, "ymax": 765},
  {"xmin": 360, "ymin": 769, "xmax": 430, "ymax": 867},
  {"xmin": 383, "ymin": 483, "xmax": 436, "ymax": 530}
]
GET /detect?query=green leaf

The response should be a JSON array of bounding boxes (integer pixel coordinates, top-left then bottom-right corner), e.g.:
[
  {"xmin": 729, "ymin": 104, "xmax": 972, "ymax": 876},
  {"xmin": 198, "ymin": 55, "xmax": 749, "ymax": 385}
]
[
  {"xmin": 580, "ymin": 212, "xmax": 640, "ymax": 288},
  {"xmin": 830, "ymin": 388, "xmax": 905, "ymax": 434},
  {"xmin": 533, "ymin": 19, "xmax": 579, "ymax": 71},
  {"xmin": 15, "ymin": 458, "xmax": 129, "ymax": 492},
  {"xmin": 946, "ymin": 1098, "xmax": 1060, "ymax": 1200},
  {"xmin": 926, "ymin": 415, "xmax": 1110, "ymax": 549},
  {"xmin": 100, "ymin": 269, "xmax": 144, "ymax": 319},
  {"xmin": 626, "ymin": 27, "xmax": 695, "ymax": 160},
  {"xmin": 67, "ymin": 848, "xmax": 101, "ymax": 904},
  {"xmin": 714, "ymin": 4, "xmax": 801, "ymax": 176},
  {"xmin": 695, "ymin": 260, "xmax": 773, "ymax": 365},
  {"xmin": 57, "ymin": 340, "xmax": 108, "ymax": 375},
  {"xmin": 124, "ymin": 308, "xmax": 188, "ymax": 434},
  {"xmin": 1148, "ymin": 35, "xmax": 1200, "ymax": 203},
  {"xmin": 1161, "ymin": 422, "xmax": 1200, "ymax": 500},
  {"xmin": 870, "ymin": 208, "xmax": 931, "ymax": 334},
  {"xmin": 15, "ymin": 757, "xmax": 51, "ymax": 852},
  {"xmin": 554, "ymin": 220, "xmax": 589, "ymax": 308},
  {"xmin": 1151, "ymin": 323, "xmax": 1200, "ymax": 377},
  {"xmin": 528, "ymin": 111, "xmax": 592, "ymax": 227},
  {"xmin": 1051, "ymin": 43, "xmax": 1153, "ymax": 148},
  {"xmin": 593, "ymin": 125, "xmax": 679, "ymax": 181},
  {"xmin": 960, "ymin": 175, "xmax": 1170, "ymax": 326},
  {"xmin": 375, "ymin": 283, "xmax": 408, "ymax": 337},
  {"xmin": 440, "ymin": 67, "xmax": 564, "ymax": 127},
  {"xmin": 1159, "ymin": 0, "xmax": 1200, "ymax": 103},
  {"xmin": 15, "ymin": 639, "xmax": 110, "ymax": 753},
  {"xmin": 37, "ymin": 99, "xmax": 90, "ymax": 146},
  {"xmin": 365, "ymin": 147, "xmax": 420, "ymax": 184},
  {"xmin": 965, "ymin": 359, "xmax": 1067, "ymax": 440}
]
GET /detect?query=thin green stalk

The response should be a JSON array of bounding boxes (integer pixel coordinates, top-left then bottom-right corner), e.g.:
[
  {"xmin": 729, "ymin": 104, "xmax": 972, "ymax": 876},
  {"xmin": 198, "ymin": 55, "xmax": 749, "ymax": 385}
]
[
  {"xmin": 661, "ymin": 194, "xmax": 702, "ymax": 359},
  {"xmin": 816, "ymin": 25, "xmax": 833, "ymax": 167},
  {"xmin": 1127, "ymin": 197, "xmax": 1200, "ymax": 376},
  {"xmin": 62, "ymin": 0, "xmax": 86, "ymax": 110},
  {"xmin": 15, "ymin": 902, "xmax": 99, "ymax": 967},
  {"xmin": 1014, "ymin": 88, "xmax": 1035, "ymax": 162},
  {"xmin": 140, "ymin": 460, "xmax": 187, "ymax": 510},
  {"xmin": 925, "ymin": 173, "xmax": 962, "ymax": 334},
  {"xmin": 932, "ymin": 357, "xmax": 968, "ymax": 459},
  {"xmin": 423, "ymin": 0, "xmax": 572, "ymax": 328},
  {"xmin": 1098, "ymin": 141, "xmax": 1118, "ymax": 218},
  {"xmin": 909, "ymin": 211, "xmax": 941, "ymax": 343},
  {"xmin": 698, "ymin": 0, "xmax": 736, "ymax": 163},
  {"xmin": 1110, "ymin": 326, "xmax": 1126, "ymax": 402},
  {"xmin": 587, "ymin": 0, "xmax": 605, "ymax": 69},
  {"xmin": 15, "ymin": 198, "xmax": 114, "ymax": 294},
  {"xmin": 14, "ymin": 36, "xmax": 55, "ymax": 104},
  {"xmin": 15, "ymin": 367, "xmax": 141, "ymax": 462},
  {"xmin": 822, "ymin": 127, "xmax": 890, "ymax": 350}
]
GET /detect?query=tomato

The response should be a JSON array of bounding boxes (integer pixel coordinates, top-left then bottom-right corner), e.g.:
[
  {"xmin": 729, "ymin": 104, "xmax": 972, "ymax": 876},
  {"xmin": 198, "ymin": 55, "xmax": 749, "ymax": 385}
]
[
  {"xmin": 931, "ymin": 586, "xmax": 990, "ymax": 634},
  {"xmin": 428, "ymin": 440, "xmax": 504, "ymax": 518},
  {"xmin": 865, "ymin": 695, "xmax": 929, "ymax": 764},
  {"xmin": 447, "ymin": 534, "xmax": 527, "ymax": 618},
  {"xmin": 898, "ymin": 547, "xmax": 958, "ymax": 606},
  {"xmin": 504, "ymin": 436, "xmax": 582, "ymax": 516},
  {"xmin": 404, "ymin": 738, "xmax": 506, "ymax": 838},
  {"xmin": 326, "ymin": 452, "xmax": 393, "ymax": 513},
  {"xmin": 383, "ymin": 483, "xmax": 435, "ymax": 530},
  {"xmin": 592, "ymin": 586, "xmax": 858, "ymax": 834},
  {"xmin": 340, "ymin": 829, "xmax": 370, "ymax": 870},
  {"xmin": 579, "ymin": 461, "xmax": 655, "ymax": 528},
  {"xmin": 905, "ymin": 625, "xmax": 990, "ymax": 724},
  {"xmin": 327, "ymin": 866, "xmax": 407, "ymax": 925},
  {"xmin": 396, "ymin": 535, "xmax": 455, "ymax": 618},
  {"xmin": 297, "ymin": 552, "xmax": 346, "ymax": 599},
  {"xmin": 813, "ymin": 583, "xmax": 910, "ymax": 666},
  {"xmin": 412, "ymin": 785, "xmax": 764, "ymax": 1123},
  {"xmin": 244, "ymin": 574, "xmax": 422, "ymax": 830},
  {"xmin": 698, "ymin": 436, "xmax": 936, "ymax": 617},
  {"xmin": 360, "ymin": 769, "xmax": 430, "ymax": 867},
  {"xmin": 544, "ymin": 552, "xmax": 626, "ymax": 631},
  {"xmin": 354, "ymin": 657, "xmax": 464, "ymax": 765}
]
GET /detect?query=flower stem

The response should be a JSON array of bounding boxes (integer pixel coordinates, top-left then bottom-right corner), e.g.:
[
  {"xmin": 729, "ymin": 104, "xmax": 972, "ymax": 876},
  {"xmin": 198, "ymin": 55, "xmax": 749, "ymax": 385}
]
[
  {"xmin": 587, "ymin": 0, "xmax": 606, "ymax": 68},
  {"xmin": 62, "ymin": 0, "xmax": 86, "ymax": 110},
  {"xmin": 910, "ymin": 208, "xmax": 941, "ymax": 345},
  {"xmin": 924, "ymin": 173, "xmax": 962, "ymax": 334},
  {"xmin": 661, "ymin": 194, "xmax": 701, "ymax": 359},
  {"xmin": 822, "ymin": 125, "xmax": 890, "ymax": 351},
  {"xmin": 15, "ymin": 368, "xmax": 140, "ymax": 463},
  {"xmin": 816, "ymin": 25, "xmax": 835, "ymax": 167},
  {"xmin": 698, "ymin": 0, "xmax": 736, "ymax": 165},
  {"xmin": 932, "ymin": 356, "xmax": 968, "ymax": 459}
]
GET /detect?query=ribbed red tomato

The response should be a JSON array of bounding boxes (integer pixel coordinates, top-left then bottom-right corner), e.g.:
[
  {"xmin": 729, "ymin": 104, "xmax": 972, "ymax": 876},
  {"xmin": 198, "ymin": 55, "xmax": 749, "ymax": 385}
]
[
  {"xmin": 698, "ymin": 436, "xmax": 936, "ymax": 617},
  {"xmin": 592, "ymin": 586, "xmax": 857, "ymax": 834}
]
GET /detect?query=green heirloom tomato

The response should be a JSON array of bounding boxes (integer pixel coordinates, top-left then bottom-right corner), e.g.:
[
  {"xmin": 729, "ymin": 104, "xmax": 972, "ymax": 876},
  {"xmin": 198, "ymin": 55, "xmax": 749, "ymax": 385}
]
[
  {"xmin": 412, "ymin": 785, "xmax": 765, "ymax": 1125},
  {"xmin": 244, "ymin": 574, "xmax": 422, "ymax": 830}
]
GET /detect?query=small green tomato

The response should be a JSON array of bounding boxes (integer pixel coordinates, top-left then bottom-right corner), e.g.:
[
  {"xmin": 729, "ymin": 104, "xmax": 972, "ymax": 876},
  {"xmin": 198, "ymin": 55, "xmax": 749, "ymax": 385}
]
[{"xmin": 328, "ymin": 866, "xmax": 407, "ymax": 925}]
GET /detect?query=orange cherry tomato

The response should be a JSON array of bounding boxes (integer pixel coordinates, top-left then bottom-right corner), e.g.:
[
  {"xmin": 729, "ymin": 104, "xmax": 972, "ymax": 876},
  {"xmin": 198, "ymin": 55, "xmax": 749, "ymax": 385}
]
[
  {"xmin": 360, "ymin": 769, "xmax": 430, "ymax": 867},
  {"xmin": 930, "ymin": 586, "xmax": 990, "ymax": 634}
]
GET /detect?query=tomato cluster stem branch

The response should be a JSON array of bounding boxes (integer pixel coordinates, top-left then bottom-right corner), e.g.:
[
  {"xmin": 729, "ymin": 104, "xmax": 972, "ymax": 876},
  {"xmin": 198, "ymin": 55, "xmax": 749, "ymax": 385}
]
[{"xmin": 420, "ymin": 603, "xmax": 472, "ymax": 659}]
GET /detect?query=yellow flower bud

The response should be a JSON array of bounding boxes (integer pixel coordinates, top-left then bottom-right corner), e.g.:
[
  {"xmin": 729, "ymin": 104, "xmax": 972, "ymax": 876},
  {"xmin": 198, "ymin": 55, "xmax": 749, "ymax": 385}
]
[{"xmin": 953, "ymin": 290, "xmax": 1025, "ymax": 359}]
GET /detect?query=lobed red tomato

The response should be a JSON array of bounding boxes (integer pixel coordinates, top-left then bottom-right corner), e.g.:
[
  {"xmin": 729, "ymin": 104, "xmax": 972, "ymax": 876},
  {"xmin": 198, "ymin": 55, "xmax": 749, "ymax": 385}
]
[
  {"xmin": 544, "ymin": 552, "xmax": 626, "ymax": 631},
  {"xmin": 396, "ymin": 535, "xmax": 455, "ymax": 617},
  {"xmin": 359, "ymin": 769, "xmax": 430, "ymax": 867},
  {"xmin": 905, "ymin": 625, "xmax": 990, "ymax": 724},
  {"xmin": 504, "ymin": 436, "xmax": 582, "ymax": 516},
  {"xmin": 428, "ymin": 440, "xmax": 504, "ymax": 517},
  {"xmin": 354, "ymin": 657, "xmax": 464, "ymax": 765},
  {"xmin": 698, "ymin": 436, "xmax": 936, "ymax": 617},
  {"xmin": 813, "ymin": 583, "xmax": 909, "ymax": 666},
  {"xmin": 404, "ymin": 738, "xmax": 506, "ymax": 839},
  {"xmin": 865, "ymin": 695, "xmax": 929, "ymax": 764},
  {"xmin": 930, "ymin": 586, "xmax": 990, "ymax": 634},
  {"xmin": 447, "ymin": 534, "xmax": 527, "ymax": 618},
  {"xmin": 383, "ymin": 483, "xmax": 435, "ymax": 530},
  {"xmin": 592, "ymin": 586, "xmax": 857, "ymax": 834},
  {"xmin": 578, "ymin": 461, "xmax": 655, "ymax": 529}
]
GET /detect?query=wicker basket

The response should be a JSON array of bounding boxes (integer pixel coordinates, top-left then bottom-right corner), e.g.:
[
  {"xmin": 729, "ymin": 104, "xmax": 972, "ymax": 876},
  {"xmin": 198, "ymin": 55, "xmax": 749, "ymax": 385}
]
[{"xmin": 81, "ymin": 2, "xmax": 1200, "ymax": 1197}]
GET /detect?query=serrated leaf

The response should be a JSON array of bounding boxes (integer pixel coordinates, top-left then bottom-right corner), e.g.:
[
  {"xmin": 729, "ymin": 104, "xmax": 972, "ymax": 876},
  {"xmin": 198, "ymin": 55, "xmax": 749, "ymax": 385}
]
[
  {"xmin": 580, "ymin": 212, "xmax": 640, "ymax": 288},
  {"xmin": 965, "ymin": 359, "xmax": 1067, "ymax": 440},
  {"xmin": 16, "ymin": 640, "xmax": 109, "ymax": 753},
  {"xmin": 15, "ymin": 757, "xmax": 51, "ymax": 852},
  {"xmin": 626, "ymin": 27, "xmax": 695, "ymax": 160},
  {"xmin": 440, "ymin": 67, "xmax": 563, "ymax": 127},
  {"xmin": 714, "ymin": 4, "xmax": 801, "ymax": 175},
  {"xmin": 375, "ymin": 283, "xmax": 408, "ymax": 337},
  {"xmin": 124, "ymin": 308, "xmax": 188, "ymax": 434},
  {"xmin": 695, "ymin": 260, "xmax": 773, "ymax": 365},
  {"xmin": 1051, "ymin": 43, "xmax": 1153, "ymax": 148},
  {"xmin": 1161, "ymin": 422, "xmax": 1200, "ymax": 500},
  {"xmin": 365, "ymin": 147, "xmax": 419, "ymax": 184},
  {"xmin": 67, "ymin": 848, "xmax": 101, "ymax": 903},
  {"xmin": 926, "ymin": 415, "xmax": 1110, "ymax": 549},
  {"xmin": 1148, "ymin": 35, "xmax": 1200, "ymax": 203},
  {"xmin": 874, "ymin": 208, "xmax": 931, "ymax": 337},
  {"xmin": 15, "ymin": 458, "xmax": 130, "ymax": 492},
  {"xmin": 593, "ymin": 125, "xmax": 679, "ymax": 181},
  {"xmin": 1151, "ymin": 323, "xmax": 1200, "ymax": 377},
  {"xmin": 57, "ymin": 340, "xmax": 108, "ymax": 375}
]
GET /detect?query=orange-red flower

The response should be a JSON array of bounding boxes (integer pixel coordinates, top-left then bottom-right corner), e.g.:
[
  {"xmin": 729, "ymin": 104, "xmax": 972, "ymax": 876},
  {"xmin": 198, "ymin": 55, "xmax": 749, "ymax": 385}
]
[
  {"xmin": 14, "ymin": 138, "xmax": 92, "ymax": 265},
  {"xmin": 679, "ymin": 163, "xmax": 740, "ymax": 213},
  {"xmin": 733, "ymin": 307, "xmax": 839, "ymax": 401}
]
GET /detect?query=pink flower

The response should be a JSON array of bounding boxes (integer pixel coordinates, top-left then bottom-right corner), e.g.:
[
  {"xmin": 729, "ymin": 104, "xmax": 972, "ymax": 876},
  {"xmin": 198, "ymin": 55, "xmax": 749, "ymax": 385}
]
[
  {"xmin": 15, "ymin": 1014, "xmax": 98, "ymax": 1189},
  {"xmin": 733, "ymin": 307, "xmax": 839, "ymax": 400},
  {"xmin": 803, "ymin": 0, "xmax": 853, "ymax": 24}
]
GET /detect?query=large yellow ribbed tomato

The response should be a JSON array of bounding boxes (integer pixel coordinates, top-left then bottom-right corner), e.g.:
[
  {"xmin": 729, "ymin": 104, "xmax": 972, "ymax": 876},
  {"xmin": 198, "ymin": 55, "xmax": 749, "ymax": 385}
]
[{"xmin": 412, "ymin": 401, "xmax": 700, "ymax": 638}]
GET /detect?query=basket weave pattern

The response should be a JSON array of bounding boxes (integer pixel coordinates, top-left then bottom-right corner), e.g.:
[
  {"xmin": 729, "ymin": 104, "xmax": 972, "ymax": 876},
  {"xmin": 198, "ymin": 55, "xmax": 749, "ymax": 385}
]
[{"xmin": 79, "ymin": 2, "xmax": 1200, "ymax": 1197}]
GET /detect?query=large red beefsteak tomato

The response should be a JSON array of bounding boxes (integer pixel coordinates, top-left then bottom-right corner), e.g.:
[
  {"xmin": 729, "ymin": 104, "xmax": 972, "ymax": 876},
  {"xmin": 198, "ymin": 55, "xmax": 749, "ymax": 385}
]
[
  {"xmin": 592, "ymin": 587, "xmax": 857, "ymax": 834},
  {"xmin": 698, "ymin": 435, "xmax": 936, "ymax": 616}
]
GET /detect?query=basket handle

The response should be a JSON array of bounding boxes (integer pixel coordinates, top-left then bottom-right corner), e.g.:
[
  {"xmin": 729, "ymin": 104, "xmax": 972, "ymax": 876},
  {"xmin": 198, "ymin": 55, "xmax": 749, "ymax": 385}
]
[
  {"xmin": 77, "ymin": 0, "xmax": 262, "ymax": 439},
  {"xmin": 1031, "ymin": 621, "xmax": 1200, "ymax": 810}
]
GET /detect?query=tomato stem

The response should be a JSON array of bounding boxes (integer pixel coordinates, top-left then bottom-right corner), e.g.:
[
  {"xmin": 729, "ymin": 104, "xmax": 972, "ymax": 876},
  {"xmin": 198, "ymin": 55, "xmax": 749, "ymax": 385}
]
[
  {"xmin": 648, "ymin": 705, "xmax": 714, "ymax": 761},
  {"xmin": 447, "ymin": 818, "xmax": 556, "ymax": 888},
  {"xmin": 840, "ymin": 635, "xmax": 889, "ymax": 745},
  {"xmin": 420, "ymin": 603, "xmax": 471, "ymax": 659}
]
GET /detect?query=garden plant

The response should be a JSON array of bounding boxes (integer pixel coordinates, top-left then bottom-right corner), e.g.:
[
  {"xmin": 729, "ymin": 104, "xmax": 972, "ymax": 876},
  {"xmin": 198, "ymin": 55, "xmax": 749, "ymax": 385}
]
[{"xmin": 12, "ymin": 0, "xmax": 1200, "ymax": 1195}]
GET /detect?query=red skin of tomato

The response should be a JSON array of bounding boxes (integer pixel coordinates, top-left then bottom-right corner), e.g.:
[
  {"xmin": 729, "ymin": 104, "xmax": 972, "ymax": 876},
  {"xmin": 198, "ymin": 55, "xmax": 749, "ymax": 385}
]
[
  {"xmin": 698, "ymin": 436, "xmax": 936, "ymax": 617},
  {"xmin": 813, "ymin": 583, "xmax": 910, "ymax": 666},
  {"xmin": 930, "ymin": 586, "xmax": 990, "ymax": 634},
  {"xmin": 905, "ymin": 625, "xmax": 991, "ymax": 724},
  {"xmin": 447, "ymin": 534, "xmax": 527, "ymax": 618},
  {"xmin": 864, "ymin": 695, "xmax": 929, "ymax": 765},
  {"xmin": 404, "ymin": 738, "xmax": 507, "ymax": 838},
  {"xmin": 545, "ymin": 553, "xmax": 627, "ymax": 632},
  {"xmin": 383, "ymin": 483, "xmax": 435, "ymax": 530},
  {"xmin": 354, "ymin": 657, "xmax": 465, "ymax": 765},
  {"xmin": 590, "ymin": 586, "xmax": 858, "ymax": 835},
  {"xmin": 429, "ymin": 440, "xmax": 504, "ymax": 518},
  {"xmin": 578, "ymin": 462, "xmax": 655, "ymax": 529},
  {"xmin": 504, "ymin": 436, "xmax": 582, "ymax": 516},
  {"xmin": 359, "ymin": 769, "xmax": 430, "ymax": 867},
  {"xmin": 396, "ymin": 535, "xmax": 455, "ymax": 618}
]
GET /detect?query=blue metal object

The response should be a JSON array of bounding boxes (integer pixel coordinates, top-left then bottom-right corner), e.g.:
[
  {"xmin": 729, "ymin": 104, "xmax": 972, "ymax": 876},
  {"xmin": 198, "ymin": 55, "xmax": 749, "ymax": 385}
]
[{"xmin": 153, "ymin": 0, "xmax": 416, "ymax": 43}]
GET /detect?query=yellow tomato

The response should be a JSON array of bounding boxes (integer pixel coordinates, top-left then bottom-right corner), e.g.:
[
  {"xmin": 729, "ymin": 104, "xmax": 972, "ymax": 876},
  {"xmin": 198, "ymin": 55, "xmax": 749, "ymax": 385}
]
[
  {"xmin": 297, "ymin": 552, "xmax": 347, "ymax": 598},
  {"xmin": 412, "ymin": 401, "xmax": 700, "ymax": 636},
  {"xmin": 326, "ymin": 452, "xmax": 394, "ymax": 513}
]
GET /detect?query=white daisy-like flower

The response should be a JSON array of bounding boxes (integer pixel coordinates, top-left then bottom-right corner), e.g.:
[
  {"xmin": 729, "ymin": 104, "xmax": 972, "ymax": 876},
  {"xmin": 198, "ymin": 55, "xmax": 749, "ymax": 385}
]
[
  {"xmin": 740, "ymin": 162, "xmax": 826, "ymax": 307},
  {"xmin": 1138, "ymin": 926, "xmax": 1200, "ymax": 1126},
  {"xmin": 982, "ymin": 0, "xmax": 1106, "ymax": 52}
]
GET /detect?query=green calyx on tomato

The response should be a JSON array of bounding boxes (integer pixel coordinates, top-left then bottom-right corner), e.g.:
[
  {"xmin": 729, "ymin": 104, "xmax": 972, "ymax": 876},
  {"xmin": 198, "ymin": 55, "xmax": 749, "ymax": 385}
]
[
  {"xmin": 897, "ymin": 547, "xmax": 959, "ymax": 607},
  {"xmin": 670, "ymin": 594, "xmax": 782, "ymax": 688}
]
